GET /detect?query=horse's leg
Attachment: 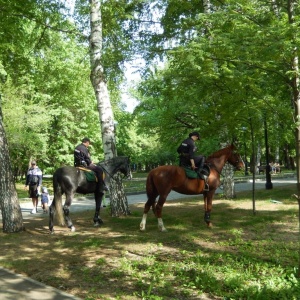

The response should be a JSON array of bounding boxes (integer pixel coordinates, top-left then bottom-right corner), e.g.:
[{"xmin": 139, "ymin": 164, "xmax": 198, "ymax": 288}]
[
  {"xmin": 140, "ymin": 194, "xmax": 158, "ymax": 231},
  {"xmin": 49, "ymin": 200, "xmax": 56, "ymax": 233},
  {"xmin": 203, "ymin": 192, "xmax": 213, "ymax": 227},
  {"xmin": 94, "ymin": 191, "xmax": 104, "ymax": 226},
  {"xmin": 140, "ymin": 174, "xmax": 159, "ymax": 231},
  {"xmin": 140, "ymin": 199, "xmax": 154, "ymax": 231},
  {"xmin": 155, "ymin": 194, "xmax": 168, "ymax": 232},
  {"xmin": 63, "ymin": 193, "xmax": 75, "ymax": 232}
]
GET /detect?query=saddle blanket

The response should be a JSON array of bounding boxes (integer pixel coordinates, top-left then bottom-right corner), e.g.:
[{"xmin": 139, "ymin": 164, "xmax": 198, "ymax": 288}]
[
  {"xmin": 184, "ymin": 167, "xmax": 199, "ymax": 179},
  {"xmin": 76, "ymin": 167, "xmax": 98, "ymax": 182}
]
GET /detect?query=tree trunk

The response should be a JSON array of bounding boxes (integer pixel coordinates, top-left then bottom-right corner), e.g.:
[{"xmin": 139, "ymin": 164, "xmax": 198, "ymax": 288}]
[
  {"xmin": 283, "ymin": 144, "xmax": 291, "ymax": 169},
  {"xmin": 89, "ymin": 0, "xmax": 130, "ymax": 216},
  {"xmin": 222, "ymin": 163, "xmax": 236, "ymax": 199},
  {"xmin": 109, "ymin": 173, "xmax": 131, "ymax": 217},
  {"xmin": 287, "ymin": 0, "xmax": 300, "ymax": 278},
  {"xmin": 0, "ymin": 94, "xmax": 24, "ymax": 233},
  {"xmin": 256, "ymin": 143, "xmax": 261, "ymax": 173}
]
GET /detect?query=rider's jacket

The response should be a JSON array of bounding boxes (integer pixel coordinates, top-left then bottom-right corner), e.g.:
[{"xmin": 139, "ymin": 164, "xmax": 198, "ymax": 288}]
[
  {"xmin": 74, "ymin": 143, "xmax": 92, "ymax": 167},
  {"xmin": 177, "ymin": 137, "xmax": 197, "ymax": 159}
]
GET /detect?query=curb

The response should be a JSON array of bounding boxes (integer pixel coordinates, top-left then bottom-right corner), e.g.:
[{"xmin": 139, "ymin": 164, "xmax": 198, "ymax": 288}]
[{"xmin": 0, "ymin": 267, "xmax": 82, "ymax": 300}]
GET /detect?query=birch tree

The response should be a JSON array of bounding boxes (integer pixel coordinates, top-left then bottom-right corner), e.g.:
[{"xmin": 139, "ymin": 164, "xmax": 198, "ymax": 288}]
[
  {"xmin": 0, "ymin": 64, "xmax": 23, "ymax": 233},
  {"xmin": 89, "ymin": 0, "xmax": 130, "ymax": 216}
]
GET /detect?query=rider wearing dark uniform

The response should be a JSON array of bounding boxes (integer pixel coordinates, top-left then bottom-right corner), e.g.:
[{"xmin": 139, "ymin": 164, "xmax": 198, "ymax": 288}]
[
  {"xmin": 177, "ymin": 132, "xmax": 208, "ymax": 188},
  {"xmin": 74, "ymin": 137, "xmax": 108, "ymax": 192}
]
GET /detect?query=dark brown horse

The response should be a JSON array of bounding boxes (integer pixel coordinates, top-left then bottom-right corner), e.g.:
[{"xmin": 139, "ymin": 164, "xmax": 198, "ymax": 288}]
[
  {"xmin": 49, "ymin": 156, "xmax": 131, "ymax": 233},
  {"xmin": 140, "ymin": 144, "xmax": 244, "ymax": 231}
]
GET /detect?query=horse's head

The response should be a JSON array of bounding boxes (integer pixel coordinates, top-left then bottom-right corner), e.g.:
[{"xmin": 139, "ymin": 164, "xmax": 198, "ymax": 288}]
[
  {"xmin": 227, "ymin": 145, "xmax": 245, "ymax": 171},
  {"xmin": 99, "ymin": 156, "xmax": 132, "ymax": 180},
  {"xmin": 119, "ymin": 157, "xmax": 132, "ymax": 180}
]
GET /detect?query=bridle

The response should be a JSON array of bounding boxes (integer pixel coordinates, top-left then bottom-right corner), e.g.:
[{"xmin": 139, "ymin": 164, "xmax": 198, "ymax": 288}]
[
  {"xmin": 100, "ymin": 160, "xmax": 131, "ymax": 180},
  {"xmin": 100, "ymin": 163, "xmax": 114, "ymax": 179},
  {"xmin": 229, "ymin": 151, "xmax": 244, "ymax": 170},
  {"xmin": 207, "ymin": 151, "xmax": 243, "ymax": 174}
]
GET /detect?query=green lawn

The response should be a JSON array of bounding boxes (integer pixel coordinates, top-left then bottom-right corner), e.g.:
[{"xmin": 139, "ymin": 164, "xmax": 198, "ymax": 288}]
[{"xmin": 1, "ymin": 182, "xmax": 299, "ymax": 300}]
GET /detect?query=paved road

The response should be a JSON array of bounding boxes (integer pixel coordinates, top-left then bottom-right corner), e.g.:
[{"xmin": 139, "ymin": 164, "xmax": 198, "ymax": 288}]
[
  {"xmin": 0, "ymin": 176, "xmax": 297, "ymax": 300},
  {"xmin": 0, "ymin": 267, "xmax": 82, "ymax": 300}
]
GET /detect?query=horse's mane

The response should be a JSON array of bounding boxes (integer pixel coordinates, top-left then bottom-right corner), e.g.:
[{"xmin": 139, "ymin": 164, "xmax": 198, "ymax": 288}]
[{"xmin": 206, "ymin": 144, "xmax": 234, "ymax": 161}]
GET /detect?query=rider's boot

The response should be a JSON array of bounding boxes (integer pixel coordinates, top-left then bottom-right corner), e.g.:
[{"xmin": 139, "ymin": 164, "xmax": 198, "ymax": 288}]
[
  {"xmin": 97, "ymin": 179, "xmax": 109, "ymax": 193},
  {"xmin": 197, "ymin": 159, "xmax": 209, "ymax": 191},
  {"xmin": 102, "ymin": 181, "xmax": 109, "ymax": 192}
]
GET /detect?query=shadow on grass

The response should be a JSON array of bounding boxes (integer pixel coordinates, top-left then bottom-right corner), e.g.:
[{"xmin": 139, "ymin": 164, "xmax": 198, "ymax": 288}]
[{"xmin": 0, "ymin": 192, "xmax": 299, "ymax": 300}]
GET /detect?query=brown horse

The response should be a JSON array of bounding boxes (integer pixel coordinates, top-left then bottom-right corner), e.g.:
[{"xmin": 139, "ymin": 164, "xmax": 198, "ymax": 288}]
[{"xmin": 140, "ymin": 144, "xmax": 244, "ymax": 231}]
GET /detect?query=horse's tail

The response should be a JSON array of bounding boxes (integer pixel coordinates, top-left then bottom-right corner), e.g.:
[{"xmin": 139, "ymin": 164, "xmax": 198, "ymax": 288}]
[
  {"xmin": 52, "ymin": 171, "xmax": 65, "ymax": 226},
  {"xmin": 146, "ymin": 171, "xmax": 158, "ymax": 202}
]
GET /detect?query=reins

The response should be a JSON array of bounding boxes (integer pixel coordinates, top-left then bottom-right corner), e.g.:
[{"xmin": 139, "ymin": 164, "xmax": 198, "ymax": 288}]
[
  {"xmin": 207, "ymin": 162, "xmax": 223, "ymax": 177},
  {"xmin": 100, "ymin": 163, "xmax": 114, "ymax": 179},
  {"xmin": 99, "ymin": 158, "xmax": 130, "ymax": 179},
  {"xmin": 206, "ymin": 147, "xmax": 237, "ymax": 178}
]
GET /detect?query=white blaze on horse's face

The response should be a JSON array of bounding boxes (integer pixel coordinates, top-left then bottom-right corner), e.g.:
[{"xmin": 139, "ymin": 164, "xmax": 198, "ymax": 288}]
[
  {"xmin": 128, "ymin": 169, "xmax": 133, "ymax": 180},
  {"xmin": 236, "ymin": 155, "xmax": 245, "ymax": 170},
  {"xmin": 230, "ymin": 152, "xmax": 244, "ymax": 170}
]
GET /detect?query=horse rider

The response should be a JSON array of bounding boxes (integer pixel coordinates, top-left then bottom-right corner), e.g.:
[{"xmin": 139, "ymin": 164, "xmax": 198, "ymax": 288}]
[
  {"xmin": 74, "ymin": 137, "xmax": 108, "ymax": 193},
  {"xmin": 177, "ymin": 131, "xmax": 209, "ymax": 188}
]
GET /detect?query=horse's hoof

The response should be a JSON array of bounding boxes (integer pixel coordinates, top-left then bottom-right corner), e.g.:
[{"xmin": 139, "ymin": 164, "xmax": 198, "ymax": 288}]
[
  {"xmin": 140, "ymin": 223, "xmax": 146, "ymax": 231},
  {"xmin": 158, "ymin": 227, "xmax": 167, "ymax": 232},
  {"xmin": 94, "ymin": 218, "xmax": 104, "ymax": 227},
  {"xmin": 49, "ymin": 230, "xmax": 54, "ymax": 234},
  {"xmin": 94, "ymin": 218, "xmax": 104, "ymax": 226},
  {"xmin": 70, "ymin": 226, "xmax": 76, "ymax": 232},
  {"xmin": 206, "ymin": 222, "xmax": 212, "ymax": 228}
]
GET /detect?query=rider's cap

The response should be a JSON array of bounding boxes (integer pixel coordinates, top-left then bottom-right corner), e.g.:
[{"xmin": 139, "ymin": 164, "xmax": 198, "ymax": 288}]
[
  {"xmin": 82, "ymin": 137, "xmax": 91, "ymax": 143},
  {"xmin": 189, "ymin": 132, "xmax": 200, "ymax": 139},
  {"xmin": 31, "ymin": 160, "xmax": 36, "ymax": 165}
]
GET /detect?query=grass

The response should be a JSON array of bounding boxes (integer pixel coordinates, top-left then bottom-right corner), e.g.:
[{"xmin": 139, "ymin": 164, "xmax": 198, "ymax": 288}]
[{"xmin": 1, "ymin": 182, "xmax": 300, "ymax": 299}]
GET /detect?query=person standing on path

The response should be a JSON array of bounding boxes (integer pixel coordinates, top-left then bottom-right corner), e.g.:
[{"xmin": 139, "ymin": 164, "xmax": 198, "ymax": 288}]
[
  {"xmin": 41, "ymin": 186, "xmax": 50, "ymax": 213},
  {"xmin": 24, "ymin": 160, "xmax": 42, "ymax": 214}
]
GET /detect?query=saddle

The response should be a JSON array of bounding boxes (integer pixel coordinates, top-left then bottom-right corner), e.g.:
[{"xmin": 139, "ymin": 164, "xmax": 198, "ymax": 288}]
[
  {"xmin": 183, "ymin": 165, "xmax": 210, "ymax": 179},
  {"xmin": 183, "ymin": 165, "xmax": 210, "ymax": 191},
  {"xmin": 76, "ymin": 167, "xmax": 98, "ymax": 182},
  {"xmin": 184, "ymin": 167, "xmax": 199, "ymax": 179}
]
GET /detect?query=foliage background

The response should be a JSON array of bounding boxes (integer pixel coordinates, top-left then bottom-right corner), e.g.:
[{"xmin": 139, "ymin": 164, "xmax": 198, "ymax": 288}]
[{"xmin": 0, "ymin": 0, "xmax": 299, "ymax": 176}]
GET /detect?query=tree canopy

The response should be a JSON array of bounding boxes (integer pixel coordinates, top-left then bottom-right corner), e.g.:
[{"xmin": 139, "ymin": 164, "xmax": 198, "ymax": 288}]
[{"xmin": 0, "ymin": 0, "xmax": 299, "ymax": 174}]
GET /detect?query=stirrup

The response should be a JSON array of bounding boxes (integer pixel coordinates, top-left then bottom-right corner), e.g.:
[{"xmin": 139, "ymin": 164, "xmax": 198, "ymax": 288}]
[
  {"xmin": 202, "ymin": 175, "xmax": 209, "ymax": 191},
  {"xmin": 204, "ymin": 182, "xmax": 209, "ymax": 191}
]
